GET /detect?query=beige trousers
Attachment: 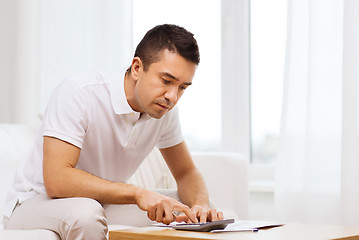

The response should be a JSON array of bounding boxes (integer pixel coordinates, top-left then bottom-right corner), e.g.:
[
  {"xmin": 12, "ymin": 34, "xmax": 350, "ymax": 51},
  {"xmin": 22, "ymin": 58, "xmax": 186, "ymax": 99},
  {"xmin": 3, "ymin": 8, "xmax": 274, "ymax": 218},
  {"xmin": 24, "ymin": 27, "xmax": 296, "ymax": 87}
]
[{"xmin": 4, "ymin": 189, "xmax": 180, "ymax": 240}]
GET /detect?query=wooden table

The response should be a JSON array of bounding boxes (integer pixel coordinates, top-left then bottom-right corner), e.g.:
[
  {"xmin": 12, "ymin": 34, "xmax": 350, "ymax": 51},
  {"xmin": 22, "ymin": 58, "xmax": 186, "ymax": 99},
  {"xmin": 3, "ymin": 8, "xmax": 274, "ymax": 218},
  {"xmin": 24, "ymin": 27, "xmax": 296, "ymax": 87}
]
[{"xmin": 109, "ymin": 224, "xmax": 359, "ymax": 240}]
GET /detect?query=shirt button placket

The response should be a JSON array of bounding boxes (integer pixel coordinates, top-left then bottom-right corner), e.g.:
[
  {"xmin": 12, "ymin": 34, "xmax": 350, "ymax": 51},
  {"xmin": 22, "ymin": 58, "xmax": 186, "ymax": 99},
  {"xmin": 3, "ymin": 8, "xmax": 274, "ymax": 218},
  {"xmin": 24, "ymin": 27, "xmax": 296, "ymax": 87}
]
[{"xmin": 126, "ymin": 127, "xmax": 138, "ymax": 149}]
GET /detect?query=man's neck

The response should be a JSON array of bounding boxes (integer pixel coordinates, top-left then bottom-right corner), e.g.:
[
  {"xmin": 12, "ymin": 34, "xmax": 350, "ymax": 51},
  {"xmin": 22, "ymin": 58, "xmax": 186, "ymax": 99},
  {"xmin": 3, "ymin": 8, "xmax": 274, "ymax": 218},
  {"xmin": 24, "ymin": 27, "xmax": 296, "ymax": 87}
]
[{"xmin": 124, "ymin": 71, "xmax": 139, "ymax": 112}]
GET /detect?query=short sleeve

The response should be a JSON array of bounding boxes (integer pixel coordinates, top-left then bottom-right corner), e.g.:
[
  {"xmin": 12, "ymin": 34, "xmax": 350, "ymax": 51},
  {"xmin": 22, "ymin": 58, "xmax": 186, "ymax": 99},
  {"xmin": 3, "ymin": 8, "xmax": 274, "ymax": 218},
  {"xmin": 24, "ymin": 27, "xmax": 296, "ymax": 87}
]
[
  {"xmin": 156, "ymin": 106, "xmax": 184, "ymax": 149},
  {"xmin": 42, "ymin": 81, "xmax": 90, "ymax": 148}
]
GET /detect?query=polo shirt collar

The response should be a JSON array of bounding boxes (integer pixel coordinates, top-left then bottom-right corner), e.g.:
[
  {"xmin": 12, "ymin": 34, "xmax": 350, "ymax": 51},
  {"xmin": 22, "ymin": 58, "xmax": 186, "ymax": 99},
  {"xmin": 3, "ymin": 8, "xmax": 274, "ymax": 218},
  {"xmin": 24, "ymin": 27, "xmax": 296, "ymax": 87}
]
[{"xmin": 109, "ymin": 67, "xmax": 136, "ymax": 115}]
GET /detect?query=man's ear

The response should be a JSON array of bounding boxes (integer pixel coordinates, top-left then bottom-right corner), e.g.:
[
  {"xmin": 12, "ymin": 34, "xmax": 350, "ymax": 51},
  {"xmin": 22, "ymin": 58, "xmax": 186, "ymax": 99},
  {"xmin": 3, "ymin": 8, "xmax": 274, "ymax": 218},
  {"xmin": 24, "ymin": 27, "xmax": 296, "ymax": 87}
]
[{"xmin": 131, "ymin": 57, "xmax": 143, "ymax": 82}]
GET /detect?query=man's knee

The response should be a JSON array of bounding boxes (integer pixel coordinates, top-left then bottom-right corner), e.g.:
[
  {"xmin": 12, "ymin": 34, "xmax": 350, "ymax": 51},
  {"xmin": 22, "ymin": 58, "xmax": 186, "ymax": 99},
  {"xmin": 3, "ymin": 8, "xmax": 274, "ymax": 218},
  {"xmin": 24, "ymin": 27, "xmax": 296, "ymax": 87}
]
[
  {"xmin": 68, "ymin": 198, "xmax": 107, "ymax": 226},
  {"xmin": 64, "ymin": 198, "xmax": 108, "ymax": 239}
]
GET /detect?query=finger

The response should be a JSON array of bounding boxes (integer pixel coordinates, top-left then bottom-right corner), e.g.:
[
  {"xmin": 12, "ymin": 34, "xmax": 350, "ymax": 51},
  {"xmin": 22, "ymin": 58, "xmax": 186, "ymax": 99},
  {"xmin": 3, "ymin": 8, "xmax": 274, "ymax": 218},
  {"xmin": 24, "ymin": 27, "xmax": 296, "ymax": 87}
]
[
  {"xmin": 209, "ymin": 209, "xmax": 218, "ymax": 221},
  {"xmin": 175, "ymin": 214, "xmax": 189, "ymax": 223},
  {"xmin": 162, "ymin": 206, "xmax": 175, "ymax": 225},
  {"xmin": 147, "ymin": 208, "xmax": 156, "ymax": 221},
  {"xmin": 217, "ymin": 210, "xmax": 224, "ymax": 220},
  {"xmin": 174, "ymin": 204, "xmax": 198, "ymax": 223},
  {"xmin": 199, "ymin": 208, "xmax": 208, "ymax": 223},
  {"xmin": 155, "ymin": 205, "xmax": 164, "ymax": 223}
]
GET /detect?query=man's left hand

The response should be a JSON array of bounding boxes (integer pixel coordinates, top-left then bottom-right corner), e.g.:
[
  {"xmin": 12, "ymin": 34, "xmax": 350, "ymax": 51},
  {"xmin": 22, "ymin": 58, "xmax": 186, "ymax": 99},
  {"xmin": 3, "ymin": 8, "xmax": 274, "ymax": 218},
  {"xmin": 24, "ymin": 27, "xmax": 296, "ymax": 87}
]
[{"xmin": 175, "ymin": 205, "xmax": 224, "ymax": 223}]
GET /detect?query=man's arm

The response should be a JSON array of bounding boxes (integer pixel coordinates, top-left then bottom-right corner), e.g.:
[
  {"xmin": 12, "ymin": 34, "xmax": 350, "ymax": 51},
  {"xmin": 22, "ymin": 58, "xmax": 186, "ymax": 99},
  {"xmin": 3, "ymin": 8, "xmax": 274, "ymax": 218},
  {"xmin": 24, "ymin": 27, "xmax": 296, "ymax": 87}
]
[
  {"xmin": 160, "ymin": 141, "xmax": 223, "ymax": 222},
  {"xmin": 42, "ymin": 136, "xmax": 197, "ymax": 224}
]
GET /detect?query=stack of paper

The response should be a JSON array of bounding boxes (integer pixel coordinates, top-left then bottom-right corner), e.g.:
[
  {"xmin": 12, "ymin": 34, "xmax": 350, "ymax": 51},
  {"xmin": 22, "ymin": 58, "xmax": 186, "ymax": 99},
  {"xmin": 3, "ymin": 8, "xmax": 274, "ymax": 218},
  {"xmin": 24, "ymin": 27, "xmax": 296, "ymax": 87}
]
[{"xmin": 211, "ymin": 220, "xmax": 284, "ymax": 233}]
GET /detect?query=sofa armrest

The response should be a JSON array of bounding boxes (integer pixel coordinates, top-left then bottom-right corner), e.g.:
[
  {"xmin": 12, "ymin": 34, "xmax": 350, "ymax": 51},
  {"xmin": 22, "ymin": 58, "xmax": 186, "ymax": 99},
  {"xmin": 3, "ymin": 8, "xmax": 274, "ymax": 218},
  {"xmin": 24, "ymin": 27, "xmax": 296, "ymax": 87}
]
[{"xmin": 191, "ymin": 152, "xmax": 249, "ymax": 219}]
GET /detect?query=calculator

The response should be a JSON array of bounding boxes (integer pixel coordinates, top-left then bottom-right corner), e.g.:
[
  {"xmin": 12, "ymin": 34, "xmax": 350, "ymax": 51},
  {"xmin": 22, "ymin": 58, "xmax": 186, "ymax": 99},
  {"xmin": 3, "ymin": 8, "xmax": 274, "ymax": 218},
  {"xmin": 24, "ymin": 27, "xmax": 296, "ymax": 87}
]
[{"xmin": 172, "ymin": 219, "xmax": 235, "ymax": 232}]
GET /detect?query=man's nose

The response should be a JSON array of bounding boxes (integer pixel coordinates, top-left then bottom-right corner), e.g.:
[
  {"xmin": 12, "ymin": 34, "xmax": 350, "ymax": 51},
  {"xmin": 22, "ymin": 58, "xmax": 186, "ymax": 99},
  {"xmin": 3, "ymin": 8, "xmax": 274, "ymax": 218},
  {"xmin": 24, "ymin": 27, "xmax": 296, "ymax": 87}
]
[{"xmin": 164, "ymin": 86, "xmax": 178, "ymax": 103}]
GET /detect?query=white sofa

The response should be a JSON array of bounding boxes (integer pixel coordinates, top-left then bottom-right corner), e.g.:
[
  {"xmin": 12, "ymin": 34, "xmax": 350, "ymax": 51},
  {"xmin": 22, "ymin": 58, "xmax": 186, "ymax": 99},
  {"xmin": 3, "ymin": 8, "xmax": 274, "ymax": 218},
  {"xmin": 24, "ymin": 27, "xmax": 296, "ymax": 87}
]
[{"xmin": 0, "ymin": 124, "xmax": 248, "ymax": 239}]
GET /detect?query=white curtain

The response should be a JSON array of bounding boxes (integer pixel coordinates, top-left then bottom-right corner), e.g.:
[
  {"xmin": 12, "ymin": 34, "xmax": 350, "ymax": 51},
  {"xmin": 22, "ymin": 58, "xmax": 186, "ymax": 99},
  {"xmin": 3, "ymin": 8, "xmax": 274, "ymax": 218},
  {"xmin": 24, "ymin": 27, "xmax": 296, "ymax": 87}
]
[
  {"xmin": 341, "ymin": 0, "xmax": 359, "ymax": 226},
  {"xmin": 9, "ymin": 0, "xmax": 133, "ymax": 126},
  {"xmin": 276, "ymin": 0, "xmax": 359, "ymax": 226}
]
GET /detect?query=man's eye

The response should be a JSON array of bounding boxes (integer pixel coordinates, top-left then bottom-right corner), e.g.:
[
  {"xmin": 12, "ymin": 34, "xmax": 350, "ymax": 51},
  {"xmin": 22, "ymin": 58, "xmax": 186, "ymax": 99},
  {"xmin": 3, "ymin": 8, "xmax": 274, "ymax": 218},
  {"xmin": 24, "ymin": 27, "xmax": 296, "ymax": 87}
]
[
  {"xmin": 162, "ymin": 79, "xmax": 170, "ymax": 84},
  {"xmin": 179, "ymin": 86, "xmax": 187, "ymax": 90}
]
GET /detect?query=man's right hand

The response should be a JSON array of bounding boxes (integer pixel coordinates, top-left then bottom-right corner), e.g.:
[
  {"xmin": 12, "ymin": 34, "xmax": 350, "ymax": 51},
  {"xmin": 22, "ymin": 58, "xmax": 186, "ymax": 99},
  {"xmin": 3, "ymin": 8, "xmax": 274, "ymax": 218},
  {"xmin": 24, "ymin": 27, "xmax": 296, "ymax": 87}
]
[{"xmin": 135, "ymin": 189, "xmax": 198, "ymax": 225}]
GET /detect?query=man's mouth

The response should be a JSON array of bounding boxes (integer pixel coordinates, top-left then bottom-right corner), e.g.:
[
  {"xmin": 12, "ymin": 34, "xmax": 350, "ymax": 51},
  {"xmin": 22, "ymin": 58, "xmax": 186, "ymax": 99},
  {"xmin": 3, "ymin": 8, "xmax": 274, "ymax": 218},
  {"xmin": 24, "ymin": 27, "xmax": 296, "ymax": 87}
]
[
  {"xmin": 157, "ymin": 103, "xmax": 170, "ymax": 110},
  {"xmin": 155, "ymin": 99, "xmax": 174, "ymax": 110}
]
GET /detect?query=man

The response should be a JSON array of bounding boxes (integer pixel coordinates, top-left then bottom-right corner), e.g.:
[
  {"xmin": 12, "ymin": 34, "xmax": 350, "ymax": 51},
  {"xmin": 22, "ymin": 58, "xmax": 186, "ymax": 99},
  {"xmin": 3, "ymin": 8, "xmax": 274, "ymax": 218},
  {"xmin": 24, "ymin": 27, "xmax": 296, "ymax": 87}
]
[{"xmin": 3, "ymin": 24, "xmax": 223, "ymax": 239}]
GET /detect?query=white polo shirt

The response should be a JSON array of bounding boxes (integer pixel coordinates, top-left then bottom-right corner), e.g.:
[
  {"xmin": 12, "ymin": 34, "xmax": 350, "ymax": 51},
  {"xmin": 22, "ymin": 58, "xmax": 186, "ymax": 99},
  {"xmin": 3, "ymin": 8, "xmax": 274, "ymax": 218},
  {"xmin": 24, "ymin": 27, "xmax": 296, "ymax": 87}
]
[{"xmin": 4, "ymin": 69, "xmax": 184, "ymax": 218}]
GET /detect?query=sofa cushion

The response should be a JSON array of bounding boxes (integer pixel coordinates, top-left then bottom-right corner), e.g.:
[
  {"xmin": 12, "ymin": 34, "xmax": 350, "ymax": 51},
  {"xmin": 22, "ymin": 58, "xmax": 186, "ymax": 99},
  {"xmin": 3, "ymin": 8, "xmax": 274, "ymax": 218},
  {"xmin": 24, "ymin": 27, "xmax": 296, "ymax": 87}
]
[
  {"xmin": 127, "ymin": 148, "xmax": 176, "ymax": 189},
  {"xmin": 0, "ymin": 124, "xmax": 36, "ymax": 224},
  {"xmin": 0, "ymin": 228, "xmax": 61, "ymax": 240}
]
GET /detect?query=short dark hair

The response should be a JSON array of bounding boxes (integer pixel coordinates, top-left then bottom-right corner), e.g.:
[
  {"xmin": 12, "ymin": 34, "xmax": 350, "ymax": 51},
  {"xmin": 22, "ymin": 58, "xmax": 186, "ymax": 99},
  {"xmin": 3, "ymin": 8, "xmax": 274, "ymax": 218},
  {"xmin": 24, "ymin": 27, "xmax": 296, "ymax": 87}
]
[{"xmin": 132, "ymin": 24, "xmax": 200, "ymax": 71}]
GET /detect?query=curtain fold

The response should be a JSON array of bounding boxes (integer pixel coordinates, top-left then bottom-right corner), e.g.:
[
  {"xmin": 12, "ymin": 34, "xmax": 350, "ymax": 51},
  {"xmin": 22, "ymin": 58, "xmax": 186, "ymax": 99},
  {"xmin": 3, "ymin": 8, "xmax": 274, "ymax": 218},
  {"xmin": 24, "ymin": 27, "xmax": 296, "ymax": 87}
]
[
  {"xmin": 275, "ymin": 0, "xmax": 342, "ymax": 224},
  {"xmin": 341, "ymin": 0, "xmax": 359, "ymax": 226},
  {"xmin": 276, "ymin": 0, "xmax": 359, "ymax": 226},
  {"xmin": 12, "ymin": 0, "xmax": 133, "ymax": 126}
]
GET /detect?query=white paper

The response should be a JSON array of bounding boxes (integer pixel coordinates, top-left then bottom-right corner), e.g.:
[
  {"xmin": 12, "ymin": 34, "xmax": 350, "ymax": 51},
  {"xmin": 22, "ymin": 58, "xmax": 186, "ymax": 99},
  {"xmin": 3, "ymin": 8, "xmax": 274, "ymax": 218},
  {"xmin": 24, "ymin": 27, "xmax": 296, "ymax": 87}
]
[{"xmin": 211, "ymin": 220, "xmax": 284, "ymax": 233}]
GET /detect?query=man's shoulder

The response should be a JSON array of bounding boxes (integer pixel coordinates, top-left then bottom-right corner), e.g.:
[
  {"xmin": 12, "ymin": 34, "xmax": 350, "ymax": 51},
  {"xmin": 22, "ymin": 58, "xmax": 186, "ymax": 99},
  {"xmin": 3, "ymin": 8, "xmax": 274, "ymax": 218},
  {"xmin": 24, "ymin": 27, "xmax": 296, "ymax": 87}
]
[
  {"xmin": 64, "ymin": 70, "xmax": 108, "ymax": 88},
  {"xmin": 49, "ymin": 71, "xmax": 111, "ymax": 104}
]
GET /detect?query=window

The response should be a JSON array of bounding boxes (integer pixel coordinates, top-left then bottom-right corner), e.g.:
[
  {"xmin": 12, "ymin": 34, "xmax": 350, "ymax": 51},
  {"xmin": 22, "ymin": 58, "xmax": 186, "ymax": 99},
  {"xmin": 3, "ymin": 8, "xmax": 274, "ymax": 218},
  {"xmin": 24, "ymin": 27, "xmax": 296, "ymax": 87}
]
[
  {"xmin": 133, "ymin": 0, "xmax": 287, "ymax": 162},
  {"xmin": 250, "ymin": 0, "xmax": 287, "ymax": 165},
  {"xmin": 133, "ymin": 0, "xmax": 222, "ymax": 151}
]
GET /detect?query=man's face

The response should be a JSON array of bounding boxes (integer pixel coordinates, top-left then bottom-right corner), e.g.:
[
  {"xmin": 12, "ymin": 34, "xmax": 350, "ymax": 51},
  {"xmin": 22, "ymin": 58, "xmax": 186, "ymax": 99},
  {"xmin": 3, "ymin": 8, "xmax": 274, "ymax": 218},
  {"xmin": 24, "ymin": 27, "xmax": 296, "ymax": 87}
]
[{"xmin": 132, "ymin": 50, "xmax": 197, "ymax": 119}]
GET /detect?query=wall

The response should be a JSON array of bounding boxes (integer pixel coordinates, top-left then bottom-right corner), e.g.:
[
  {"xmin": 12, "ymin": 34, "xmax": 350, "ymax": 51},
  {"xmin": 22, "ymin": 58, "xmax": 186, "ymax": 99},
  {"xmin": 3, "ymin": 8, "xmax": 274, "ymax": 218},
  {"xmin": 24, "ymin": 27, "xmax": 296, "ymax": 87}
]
[{"xmin": 0, "ymin": 0, "xmax": 17, "ymax": 122}]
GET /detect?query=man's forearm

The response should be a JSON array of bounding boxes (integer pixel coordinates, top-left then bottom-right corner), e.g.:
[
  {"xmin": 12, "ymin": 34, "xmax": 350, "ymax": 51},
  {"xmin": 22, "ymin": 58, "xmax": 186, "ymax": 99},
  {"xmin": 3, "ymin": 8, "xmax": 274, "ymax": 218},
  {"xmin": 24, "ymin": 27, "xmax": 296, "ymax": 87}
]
[
  {"xmin": 44, "ymin": 166, "xmax": 141, "ymax": 205},
  {"xmin": 176, "ymin": 168, "xmax": 210, "ymax": 208}
]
